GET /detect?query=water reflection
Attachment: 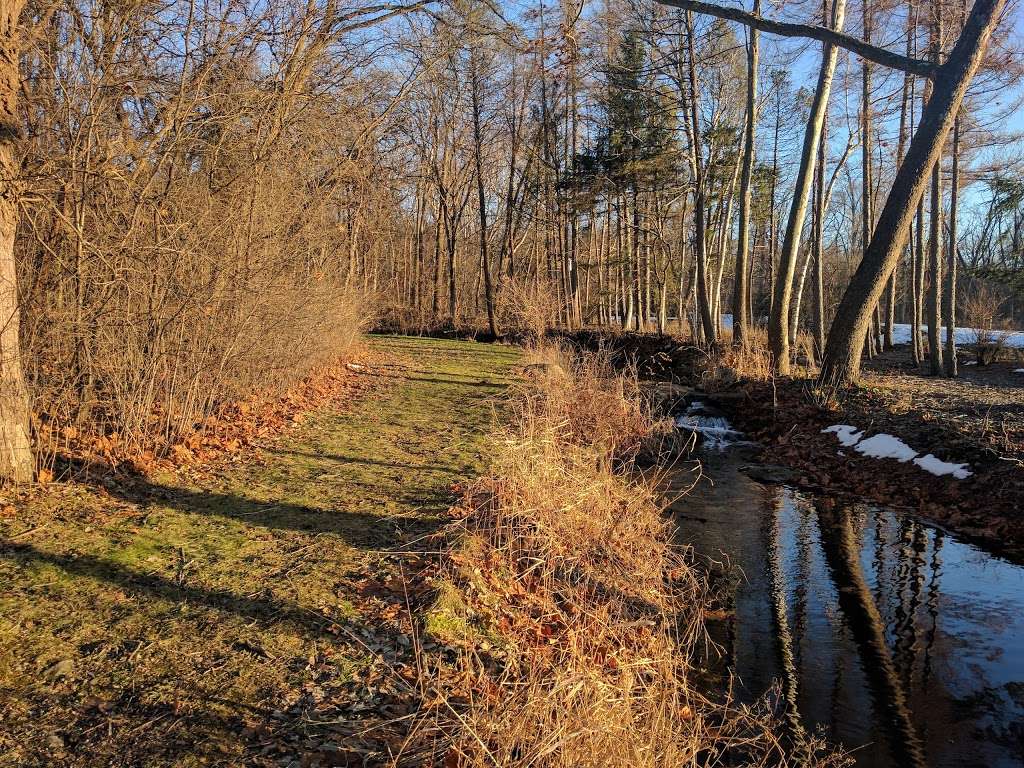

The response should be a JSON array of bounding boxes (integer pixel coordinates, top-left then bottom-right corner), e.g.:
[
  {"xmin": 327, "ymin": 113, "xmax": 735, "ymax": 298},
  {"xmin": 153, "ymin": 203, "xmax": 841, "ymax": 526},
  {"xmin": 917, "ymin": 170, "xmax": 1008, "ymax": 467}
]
[{"xmin": 671, "ymin": 459, "xmax": 1024, "ymax": 768}]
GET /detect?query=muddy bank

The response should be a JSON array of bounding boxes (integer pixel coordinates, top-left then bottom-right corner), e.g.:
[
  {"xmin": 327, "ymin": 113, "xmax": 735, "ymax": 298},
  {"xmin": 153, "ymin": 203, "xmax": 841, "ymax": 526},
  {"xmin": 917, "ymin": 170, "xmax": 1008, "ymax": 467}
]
[{"xmin": 709, "ymin": 378, "xmax": 1024, "ymax": 560}]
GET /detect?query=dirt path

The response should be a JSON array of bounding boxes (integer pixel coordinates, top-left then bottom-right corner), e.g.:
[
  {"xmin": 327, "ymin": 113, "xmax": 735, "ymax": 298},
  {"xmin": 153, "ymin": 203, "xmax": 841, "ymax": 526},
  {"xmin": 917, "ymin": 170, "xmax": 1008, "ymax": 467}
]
[{"xmin": 0, "ymin": 336, "xmax": 519, "ymax": 767}]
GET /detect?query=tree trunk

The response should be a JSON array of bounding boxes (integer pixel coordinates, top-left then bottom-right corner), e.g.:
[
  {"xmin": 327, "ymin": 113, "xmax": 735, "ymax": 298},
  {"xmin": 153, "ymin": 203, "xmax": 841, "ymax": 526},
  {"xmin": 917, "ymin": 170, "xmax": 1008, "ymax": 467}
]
[
  {"xmin": 0, "ymin": 0, "xmax": 33, "ymax": 483},
  {"xmin": 769, "ymin": 0, "xmax": 845, "ymax": 375},
  {"xmin": 469, "ymin": 47, "xmax": 498, "ymax": 338},
  {"xmin": 945, "ymin": 111, "xmax": 960, "ymax": 376},
  {"xmin": 685, "ymin": 11, "xmax": 717, "ymax": 345},
  {"xmin": 732, "ymin": 0, "xmax": 759, "ymax": 346},
  {"xmin": 861, "ymin": 0, "xmax": 876, "ymax": 356},
  {"xmin": 812, "ymin": 124, "xmax": 827, "ymax": 358},
  {"xmin": 926, "ymin": 6, "xmax": 944, "ymax": 376},
  {"xmin": 819, "ymin": 0, "xmax": 1007, "ymax": 387}
]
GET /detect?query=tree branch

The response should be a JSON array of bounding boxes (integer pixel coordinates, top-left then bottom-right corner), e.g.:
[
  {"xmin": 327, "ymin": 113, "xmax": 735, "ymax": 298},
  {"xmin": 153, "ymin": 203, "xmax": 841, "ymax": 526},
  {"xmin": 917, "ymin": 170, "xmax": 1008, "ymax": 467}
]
[{"xmin": 655, "ymin": 0, "xmax": 937, "ymax": 79}]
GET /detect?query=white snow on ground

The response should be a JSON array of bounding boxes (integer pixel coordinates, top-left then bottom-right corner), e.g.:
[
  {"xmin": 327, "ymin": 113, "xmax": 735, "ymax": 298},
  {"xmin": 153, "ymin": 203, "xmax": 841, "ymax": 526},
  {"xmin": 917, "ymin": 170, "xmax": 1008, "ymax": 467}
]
[
  {"xmin": 913, "ymin": 454, "xmax": 973, "ymax": 480},
  {"xmin": 822, "ymin": 425, "xmax": 973, "ymax": 479},
  {"xmin": 853, "ymin": 433, "xmax": 920, "ymax": 462},
  {"xmin": 888, "ymin": 323, "xmax": 1024, "ymax": 348},
  {"xmin": 822, "ymin": 425, "xmax": 864, "ymax": 447}
]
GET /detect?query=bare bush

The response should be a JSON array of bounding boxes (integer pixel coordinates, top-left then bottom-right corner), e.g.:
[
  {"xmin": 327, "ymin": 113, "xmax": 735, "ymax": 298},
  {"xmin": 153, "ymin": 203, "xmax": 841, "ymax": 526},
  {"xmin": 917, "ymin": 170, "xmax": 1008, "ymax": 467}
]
[
  {"xmin": 494, "ymin": 278, "xmax": 559, "ymax": 339},
  {"xmin": 17, "ymin": 0, "xmax": 386, "ymax": 460},
  {"xmin": 960, "ymin": 283, "xmax": 1012, "ymax": 363}
]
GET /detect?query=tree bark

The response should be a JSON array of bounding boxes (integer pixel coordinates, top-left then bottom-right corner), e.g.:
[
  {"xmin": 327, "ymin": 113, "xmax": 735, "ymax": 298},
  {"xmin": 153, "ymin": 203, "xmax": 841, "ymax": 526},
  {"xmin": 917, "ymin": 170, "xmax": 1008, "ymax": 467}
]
[
  {"xmin": 861, "ymin": 0, "xmax": 876, "ymax": 355},
  {"xmin": 0, "ymin": 0, "xmax": 33, "ymax": 483},
  {"xmin": 685, "ymin": 11, "xmax": 716, "ymax": 345},
  {"xmin": 945, "ymin": 111, "xmax": 960, "ymax": 376},
  {"xmin": 819, "ymin": 0, "xmax": 1007, "ymax": 388},
  {"xmin": 469, "ymin": 46, "xmax": 498, "ymax": 337},
  {"xmin": 926, "ymin": 6, "xmax": 944, "ymax": 375},
  {"xmin": 732, "ymin": 0, "xmax": 758, "ymax": 346},
  {"xmin": 655, "ymin": 0, "xmax": 935, "ymax": 77},
  {"xmin": 812, "ymin": 125, "xmax": 827, "ymax": 358},
  {"xmin": 769, "ymin": 0, "xmax": 845, "ymax": 374}
]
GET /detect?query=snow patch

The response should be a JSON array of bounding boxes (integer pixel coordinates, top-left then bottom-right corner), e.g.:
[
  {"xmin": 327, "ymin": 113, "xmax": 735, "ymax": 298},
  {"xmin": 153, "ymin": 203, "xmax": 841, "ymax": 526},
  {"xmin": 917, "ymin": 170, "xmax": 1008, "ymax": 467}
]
[
  {"xmin": 913, "ymin": 453, "xmax": 973, "ymax": 479},
  {"xmin": 889, "ymin": 324, "xmax": 1024, "ymax": 349},
  {"xmin": 853, "ymin": 433, "xmax": 919, "ymax": 463},
  {"xmin": 822, "ymin": 425, "xmax": 972, "ymax": 480},
  {"xmin": 822, "ymin": 425, "xmax": 864, "ymax": 447}
]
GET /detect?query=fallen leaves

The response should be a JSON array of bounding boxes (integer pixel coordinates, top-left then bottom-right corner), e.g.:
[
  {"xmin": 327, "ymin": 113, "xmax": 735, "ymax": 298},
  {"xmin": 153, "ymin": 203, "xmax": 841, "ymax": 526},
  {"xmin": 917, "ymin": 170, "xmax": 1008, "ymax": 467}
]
[{"xmin": 28, "ymin": 351, "xmax": 378, "ymax": 486}]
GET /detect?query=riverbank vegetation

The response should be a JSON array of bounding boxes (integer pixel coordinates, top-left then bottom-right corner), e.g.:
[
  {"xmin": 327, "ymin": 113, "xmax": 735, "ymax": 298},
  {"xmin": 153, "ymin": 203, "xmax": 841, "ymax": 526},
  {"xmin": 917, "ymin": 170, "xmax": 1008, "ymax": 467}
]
[{"xmin": 418, "ymin": 343, "xmax": 844, "ymax": 767}]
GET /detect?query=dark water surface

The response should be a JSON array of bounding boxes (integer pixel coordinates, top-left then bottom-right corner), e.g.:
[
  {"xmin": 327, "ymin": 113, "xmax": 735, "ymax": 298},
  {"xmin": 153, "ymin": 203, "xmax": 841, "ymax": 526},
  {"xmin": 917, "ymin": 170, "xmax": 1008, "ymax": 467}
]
[{"xmin": 669, "ymin": 455, "xmax": 1024, "ymax": 768}]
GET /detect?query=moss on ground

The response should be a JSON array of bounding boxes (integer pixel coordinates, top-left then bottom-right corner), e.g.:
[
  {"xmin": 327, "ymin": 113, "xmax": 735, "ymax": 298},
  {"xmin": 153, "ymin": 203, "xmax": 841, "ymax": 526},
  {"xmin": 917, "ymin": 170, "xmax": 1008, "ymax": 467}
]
[{"xmin": 0, "ymin": 335, "xmax": 519, "ymax": 767}]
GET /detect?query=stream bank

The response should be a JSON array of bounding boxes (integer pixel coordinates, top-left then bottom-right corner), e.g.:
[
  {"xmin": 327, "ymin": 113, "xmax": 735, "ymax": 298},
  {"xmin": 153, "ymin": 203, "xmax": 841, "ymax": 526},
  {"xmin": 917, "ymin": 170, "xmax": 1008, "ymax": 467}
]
[
  {"xmin": 558, "ymin": 328, "xmax": 1023, "ymax": 558},
  {"xmin": 664, "ymin": 399, "xmax": 1024, "ymax": 768}
]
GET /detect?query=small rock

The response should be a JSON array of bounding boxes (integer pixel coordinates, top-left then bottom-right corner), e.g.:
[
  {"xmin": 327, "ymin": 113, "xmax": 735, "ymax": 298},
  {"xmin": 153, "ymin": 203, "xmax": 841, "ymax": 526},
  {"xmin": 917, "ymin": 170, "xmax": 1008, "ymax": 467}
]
[
  {"xmin": 45, "ymin": 659, "xmax": 74, "ymax": 679},
  {"xmin": 742, "ymin": 464, "xmax": 797, "ymax": 485}
]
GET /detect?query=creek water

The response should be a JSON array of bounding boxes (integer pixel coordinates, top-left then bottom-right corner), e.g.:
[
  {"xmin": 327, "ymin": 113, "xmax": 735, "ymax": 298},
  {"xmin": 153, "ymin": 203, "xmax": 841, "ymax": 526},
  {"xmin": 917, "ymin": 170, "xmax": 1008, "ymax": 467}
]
[{"xmin": 667, "ymin": 410, "xmax": 1024, "ymax": 768}]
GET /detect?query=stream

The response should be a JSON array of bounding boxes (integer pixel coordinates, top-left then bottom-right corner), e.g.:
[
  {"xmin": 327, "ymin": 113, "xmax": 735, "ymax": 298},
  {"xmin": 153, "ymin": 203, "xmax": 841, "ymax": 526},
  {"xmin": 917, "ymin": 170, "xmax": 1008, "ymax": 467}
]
[{"xmin": 668, "ymin": 402, "xmax": 1024, "ymax": 768}]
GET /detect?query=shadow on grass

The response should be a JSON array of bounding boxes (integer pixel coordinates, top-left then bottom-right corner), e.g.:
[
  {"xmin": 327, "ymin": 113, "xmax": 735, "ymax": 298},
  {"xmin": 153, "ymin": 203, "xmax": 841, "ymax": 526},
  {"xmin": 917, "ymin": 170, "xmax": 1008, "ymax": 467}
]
[
  {"xmin": 0, "ymin": 540, "xmax": 344, "ymax": 643},
  {"xmin": 370, "ymin": 370, "xmax": 509, "ymax": 389},
  {"xmin": 262, "ymin": 447, "xmax": 460, "ymax": 474},
  {"xmin": 0, "ymin": 540, "xmax": 338, "ymax": 638},
  {"xmin": 66, "ymin": 470, "xmax": 455, "ymax": 544}
]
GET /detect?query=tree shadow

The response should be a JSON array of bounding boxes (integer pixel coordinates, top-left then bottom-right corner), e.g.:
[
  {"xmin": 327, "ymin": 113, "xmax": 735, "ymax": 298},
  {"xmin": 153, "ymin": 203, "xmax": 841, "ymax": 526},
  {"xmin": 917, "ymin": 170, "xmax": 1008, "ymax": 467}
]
[
  {"xmin": 0, "ymin": 540, "xmax": 339, "ymax": 638},
  {"xmin": 262, "ymin": 447, "xmax": 460, "ymax": 474},
  {"xmin": 0, "ymin": 540, "xmax": 427, "ymax": 765},
  {"xmin": 371, "ymin": 370, "xmax": 508, "ymax": 389},
  {"xmin": 69, "ymin": 470, "xmax": 451, "ymax": 546}
]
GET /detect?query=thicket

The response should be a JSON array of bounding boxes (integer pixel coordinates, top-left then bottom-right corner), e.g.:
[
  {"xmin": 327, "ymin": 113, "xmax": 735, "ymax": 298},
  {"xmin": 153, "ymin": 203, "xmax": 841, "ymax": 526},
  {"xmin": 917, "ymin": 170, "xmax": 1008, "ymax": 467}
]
[{"xmin": 13, "ymin": 0, "xmax": 391, "ymax": 465}]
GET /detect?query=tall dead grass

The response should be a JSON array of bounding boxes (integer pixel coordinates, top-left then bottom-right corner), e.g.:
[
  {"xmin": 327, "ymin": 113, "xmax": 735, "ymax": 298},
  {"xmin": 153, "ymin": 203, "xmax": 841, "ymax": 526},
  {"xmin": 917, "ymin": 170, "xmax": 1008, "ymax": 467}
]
[
  {"xmin": 417, "ymin": 343, "xmax": 846, "ymax": 768},
  {"xmin": 701, "ymin": 327, "xmax": 774, "ymax": 390}
]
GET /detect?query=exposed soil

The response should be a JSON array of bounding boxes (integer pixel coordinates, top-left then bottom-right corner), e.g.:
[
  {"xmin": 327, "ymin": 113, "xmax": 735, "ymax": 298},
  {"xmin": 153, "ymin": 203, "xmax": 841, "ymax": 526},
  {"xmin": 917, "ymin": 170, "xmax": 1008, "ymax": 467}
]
[
  {"xmin": 0, "ymin": 336, "xmax": 520, "ymax": 767},
  {"xmin": 712, "ymin": 348, "xmax": 1024, "ymax": 559}
]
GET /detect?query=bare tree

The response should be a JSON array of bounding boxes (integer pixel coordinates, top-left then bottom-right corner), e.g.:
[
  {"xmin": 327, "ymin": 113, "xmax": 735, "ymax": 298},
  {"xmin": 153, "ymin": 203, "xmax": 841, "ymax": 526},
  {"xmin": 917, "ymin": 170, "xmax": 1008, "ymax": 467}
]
[{"xmin": 732, "ymin": 0, "xmax": 758, "ymax": 346}]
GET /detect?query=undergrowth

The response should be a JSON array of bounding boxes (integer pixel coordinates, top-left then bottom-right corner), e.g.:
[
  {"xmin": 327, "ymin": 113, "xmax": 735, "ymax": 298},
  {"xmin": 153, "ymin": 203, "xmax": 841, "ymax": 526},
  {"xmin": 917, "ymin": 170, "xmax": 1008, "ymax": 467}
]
[{"xmin": 416, "ymin": 342, "xmax": 847, "ymax": 767}]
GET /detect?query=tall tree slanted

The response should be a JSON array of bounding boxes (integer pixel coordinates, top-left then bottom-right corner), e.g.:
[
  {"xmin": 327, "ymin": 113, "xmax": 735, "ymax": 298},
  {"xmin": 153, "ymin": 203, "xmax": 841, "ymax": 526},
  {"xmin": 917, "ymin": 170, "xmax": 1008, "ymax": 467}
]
[
  {"xmin": 820, "ymin": 0, "xmax": 1006, "ymax": 387},
  {"xmin": 655, "ymin": 0, "xmax": 1008, "ymax": 386}
]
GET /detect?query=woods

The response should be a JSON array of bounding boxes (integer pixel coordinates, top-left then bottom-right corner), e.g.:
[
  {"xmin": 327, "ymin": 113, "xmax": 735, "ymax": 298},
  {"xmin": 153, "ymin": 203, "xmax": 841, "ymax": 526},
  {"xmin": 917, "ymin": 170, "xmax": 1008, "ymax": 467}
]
[
  {"xmin": 2, "ymin": 1, "xmax": 1024, "ymax": 765},
  {"xmin": 0, "ymin": 0, "xmax": 1021, "ymax": 475}
]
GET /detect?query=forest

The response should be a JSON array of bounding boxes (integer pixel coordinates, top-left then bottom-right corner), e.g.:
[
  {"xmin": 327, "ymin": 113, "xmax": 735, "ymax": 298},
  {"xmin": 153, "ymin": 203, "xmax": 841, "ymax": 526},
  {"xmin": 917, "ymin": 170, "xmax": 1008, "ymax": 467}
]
[{"xmin": 1, "ymin": 0, "xmax": 1023, "ymax": 766}]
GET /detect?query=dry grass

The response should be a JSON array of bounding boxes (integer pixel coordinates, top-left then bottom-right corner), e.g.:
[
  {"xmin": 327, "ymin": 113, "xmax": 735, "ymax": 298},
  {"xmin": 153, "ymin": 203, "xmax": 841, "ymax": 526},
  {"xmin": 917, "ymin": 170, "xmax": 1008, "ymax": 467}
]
[
  {"xmin": 493, "ymin": 279, "xmax": 560, "ymax": 340},
  {"xmin": 700, "ymin": 327, "xmax": 774, "ymax": 391},
  {"xmin": 515, "ymin": 342, "xmax": 658, "ymax": 460},
  {"xmin": 413, "ymin": 343, "xmax": 847, "ymax": 768}
]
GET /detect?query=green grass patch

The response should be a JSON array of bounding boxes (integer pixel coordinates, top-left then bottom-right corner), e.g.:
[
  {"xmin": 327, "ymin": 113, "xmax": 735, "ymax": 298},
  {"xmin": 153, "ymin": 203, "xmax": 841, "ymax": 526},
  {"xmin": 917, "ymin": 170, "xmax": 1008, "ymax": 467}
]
[{"xmin": 0, "ymin": 335, "xmax": 519, "ymax": 767}]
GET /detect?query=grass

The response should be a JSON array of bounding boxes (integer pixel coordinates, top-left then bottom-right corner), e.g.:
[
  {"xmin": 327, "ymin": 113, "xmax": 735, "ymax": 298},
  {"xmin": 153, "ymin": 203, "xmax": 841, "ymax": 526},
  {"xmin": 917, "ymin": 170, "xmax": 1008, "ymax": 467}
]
[
  {"xmin": 416, "ymin": 342, "xmax": 847, "ymax": 768},
  {"xmin": 0, "ymin": 335, "xmax": 519, "ymax": 767}
]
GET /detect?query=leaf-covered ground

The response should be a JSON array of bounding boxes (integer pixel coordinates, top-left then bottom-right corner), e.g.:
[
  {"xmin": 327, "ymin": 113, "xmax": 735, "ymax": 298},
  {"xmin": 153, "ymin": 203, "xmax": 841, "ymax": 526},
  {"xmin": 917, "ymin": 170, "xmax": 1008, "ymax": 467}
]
[{"xmin": 0, "ymin": 335, "xmax": 519, "ymax": 767}]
